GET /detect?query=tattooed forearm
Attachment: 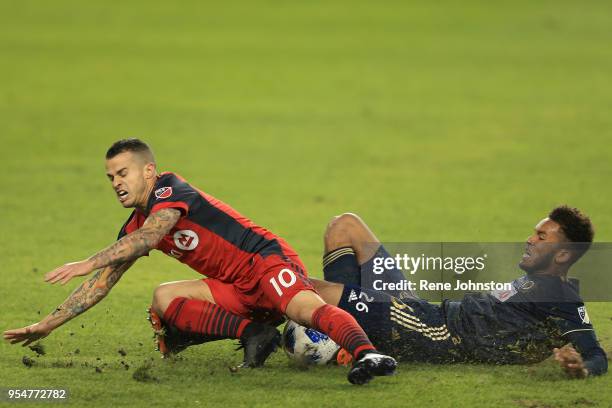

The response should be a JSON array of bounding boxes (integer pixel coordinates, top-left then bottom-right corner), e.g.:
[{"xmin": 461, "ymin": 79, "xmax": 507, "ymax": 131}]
[
  {"xmin": 46, "ymin": 261, "xmax": 133, "ymax": 329},
  {"xmin": 88, "ymin": 208, "xmax": 181, "ymax": 270}
]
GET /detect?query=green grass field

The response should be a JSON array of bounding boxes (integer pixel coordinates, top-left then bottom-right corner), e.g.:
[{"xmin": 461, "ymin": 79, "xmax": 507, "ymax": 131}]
[{"xmin": 1, "ymin": 1, "xmax": 611, "ymax": 406}]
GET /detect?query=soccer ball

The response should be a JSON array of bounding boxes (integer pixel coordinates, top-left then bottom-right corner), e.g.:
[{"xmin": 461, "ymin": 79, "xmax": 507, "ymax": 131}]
[{"xmin": 282, "ymin": 320, "xmax": 340, "ymax": 366}]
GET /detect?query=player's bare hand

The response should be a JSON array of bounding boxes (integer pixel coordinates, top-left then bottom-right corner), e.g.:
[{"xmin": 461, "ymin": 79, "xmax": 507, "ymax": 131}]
[
  {"xmin": 3, "ymin": 323, "xmax": 51, "ymax": 347},
  {"xmin": 553, "ymin": 345, "xmax": 588, "ymax": 378},
  {"xmin": 44, "ymin": 260, "xmax": 95, "ymax": 285}
]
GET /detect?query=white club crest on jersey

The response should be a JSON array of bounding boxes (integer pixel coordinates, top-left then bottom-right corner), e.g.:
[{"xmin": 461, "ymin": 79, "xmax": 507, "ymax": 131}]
[
  {"xmin": 173, "ymin": 230, "xmax": 199, "ymax": 251},
  {"xmin": 155, "ymin": 187, "xmax": 173, "ymax": 199}
]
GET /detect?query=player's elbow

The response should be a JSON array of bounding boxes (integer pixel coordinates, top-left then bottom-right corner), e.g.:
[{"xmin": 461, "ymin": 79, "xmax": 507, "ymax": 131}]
[{"xmin": 138, "ymin": 229, "xmax": 165, "ymax": 253}]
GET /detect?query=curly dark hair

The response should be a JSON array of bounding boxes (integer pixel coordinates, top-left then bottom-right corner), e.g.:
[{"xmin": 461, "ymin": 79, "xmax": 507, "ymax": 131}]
[
  {"xmin": 548, "ymin": 205, "xmax": 594, "ymax": 261},
  {"xmin": 106, "ymin": 138, "xmax": 155, "ymax": 163}
]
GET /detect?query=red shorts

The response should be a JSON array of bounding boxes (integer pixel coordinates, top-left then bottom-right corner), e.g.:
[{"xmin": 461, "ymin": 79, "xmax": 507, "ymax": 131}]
[{"xmin": 205, "ymin": 254, "xmax": 315, "ymax": 322}]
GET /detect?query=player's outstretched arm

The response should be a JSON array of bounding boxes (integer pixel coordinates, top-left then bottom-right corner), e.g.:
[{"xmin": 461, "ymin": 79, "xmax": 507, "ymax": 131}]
[
  {"xmin": 554, "ymin": 331, "xmax": 608, "ymax": 378},
  {"xmin": 554, "ymin": 345, "xmax": 589, "ymax": 378},
  {"xmin": 3, "ymin": 261, "xmax": 133, "ymax": 346},
  {"xmin": 45, "ymin": 208, "xmax": 181, "ymax": 285}
]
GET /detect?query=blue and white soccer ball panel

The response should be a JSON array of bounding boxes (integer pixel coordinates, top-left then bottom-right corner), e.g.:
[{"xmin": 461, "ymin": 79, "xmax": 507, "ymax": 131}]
[{"xmin": 282, "ymin": 320, "xmax": 340, "ymax": 365}]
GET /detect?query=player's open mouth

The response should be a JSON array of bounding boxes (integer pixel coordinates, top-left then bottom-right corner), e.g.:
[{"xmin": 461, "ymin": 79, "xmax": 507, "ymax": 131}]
[
  {"xmin": 117, "ymin": 190, "xmax": 129, "ymax": 201},
  {"xmin": 522, "ymin": 245, "xmax": 531, "ymax": 259}
]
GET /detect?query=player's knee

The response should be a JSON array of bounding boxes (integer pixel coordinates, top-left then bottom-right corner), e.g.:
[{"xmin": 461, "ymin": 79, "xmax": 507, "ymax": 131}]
[
  {"xmin": 294, "ymin": 307, "xmax": 322, "ymax": 327},
  {"xmin": 324, "ymin": 212, "xmax": 364, "ymax": 250},
  {"xmin": 328, "ymin": 212, "xmax": 365, "ymax": 235},
  {"xmin": 151, "ymin": 284, "xmax": 175, "ymax": 316},
  {"xmin": 285, "ymin": 291, "xmax": 326, "ymax": 326}
]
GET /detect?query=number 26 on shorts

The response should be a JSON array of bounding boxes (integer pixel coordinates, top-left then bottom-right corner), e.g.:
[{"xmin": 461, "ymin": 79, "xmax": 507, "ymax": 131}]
[{"xmin": 269, "ymin": 268, "xmax": 297, "ymax": 296}]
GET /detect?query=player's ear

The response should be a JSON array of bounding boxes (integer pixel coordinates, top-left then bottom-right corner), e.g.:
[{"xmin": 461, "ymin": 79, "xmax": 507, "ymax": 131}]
[
  {"xmin": 143, "ymin": 162, "xmax": 156, "ymax": 179},
  {"xmin": 554, "ymin": 249, "xmax": 572, "ymax": 265}
]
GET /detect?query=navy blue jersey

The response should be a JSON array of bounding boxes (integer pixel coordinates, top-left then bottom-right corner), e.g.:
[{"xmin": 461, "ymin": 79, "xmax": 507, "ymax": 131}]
[
  {"xmin": 442, "ymin": 276, "xmax": 602, "ymax": 365},
  {"xmin": 337, "ymin": 275, "xmax": 607, "ymax": 375}
]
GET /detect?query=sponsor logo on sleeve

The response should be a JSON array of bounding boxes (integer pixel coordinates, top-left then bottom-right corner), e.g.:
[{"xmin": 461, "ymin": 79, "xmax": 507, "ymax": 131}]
[
  {"xmin": 155, "ymin": 187, "xmax": 173, "ymax": 199},
  {"xmin": 577, "ymin": 306, "xmax": 590, "ymax": 324},
  {"xmin": 490, "ymin": 284, "xmax": 517, "ymax": 302}
]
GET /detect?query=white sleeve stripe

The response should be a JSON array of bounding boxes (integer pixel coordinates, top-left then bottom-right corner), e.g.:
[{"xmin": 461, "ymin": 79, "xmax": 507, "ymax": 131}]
[{"xmin": 561, "ymin": 328, "xmax": 594, "ymax": 336}]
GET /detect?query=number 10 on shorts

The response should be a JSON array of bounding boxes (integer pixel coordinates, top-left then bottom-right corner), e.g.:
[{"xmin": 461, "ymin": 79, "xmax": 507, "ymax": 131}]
[{"xmin": 270, "ymin": 269, "xmax": 297, "ymax": 296}]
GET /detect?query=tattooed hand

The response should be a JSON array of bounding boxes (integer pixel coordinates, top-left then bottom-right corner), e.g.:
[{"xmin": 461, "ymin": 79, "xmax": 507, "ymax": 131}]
[
  {"xmin": 4, "ymin": 261, "xmax": 133, "ymax": 345},
  {"xmin": 45, "ymin": 208, "xmax": 180, "ymax": 286},
  {"xmin": 3, "ymin": 322, "xmax": 51, "ymax": 347},
  {"xmin": 45, "ymin": 260, "xmax": 96, "ymax": 285}
]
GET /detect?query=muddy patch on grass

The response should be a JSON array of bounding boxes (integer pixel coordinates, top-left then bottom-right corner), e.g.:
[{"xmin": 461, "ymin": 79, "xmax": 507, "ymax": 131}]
[
  {"xmin": 28, "ymin": 343, "xmax": 46, "ymax": 356},
  {"xmin": 132, "ymin": 361, "xmax": 159, "ymax": 383},
  {"xmin": 51, "ymin": 360, "xmax": 74, "ymax": 368},
  {"xmin": 22, "ymin": 356, "xmax": 35, "ymax": 368},
  {"xmin": 515, "ymin": 399, "xmax": 555, "ymax": 408}
]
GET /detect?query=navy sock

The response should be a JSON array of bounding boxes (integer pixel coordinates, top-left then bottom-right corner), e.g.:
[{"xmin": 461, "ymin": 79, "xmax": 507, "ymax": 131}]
[{"xmin": 323, "ymin": 247, "xmax": 360, "ymax": 286}]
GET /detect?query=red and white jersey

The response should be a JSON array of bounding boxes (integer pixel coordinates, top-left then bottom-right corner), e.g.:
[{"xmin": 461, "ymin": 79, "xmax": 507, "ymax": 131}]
[{"xmin": 117, "ymin": 172, "xmax": 299, "ymax": 283}]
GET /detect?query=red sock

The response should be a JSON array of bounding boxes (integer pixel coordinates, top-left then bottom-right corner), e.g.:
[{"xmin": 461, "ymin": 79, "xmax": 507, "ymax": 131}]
[
  {"xmin": 311, "ymin": 304, "xmax": 376, "ymax": 360},
  {"xmin": 163, "ymin": 297, "xmax": 251, "ymax": 339}
]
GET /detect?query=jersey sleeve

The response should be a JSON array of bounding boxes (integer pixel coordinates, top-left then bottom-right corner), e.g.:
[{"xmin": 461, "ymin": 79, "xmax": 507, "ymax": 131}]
[
  {"xmin": 544, "ymin": 302, "xmax": 608, "ymax": 376},
  {"xmin": 117, "ymin": 210, "xmax": 137, "ymax": 240},
  {"xmin": 116, "ymin": 210, "xmax": 150, "ymax": 256},
  {"xmin": 565, "ymin": 330, "xmax": 608, "ymax": 376},
  {"xmin": 546, "ymin": 302, "xmax": 593, "ymax": 336},
  {"xmin": 148, "ymin": 174, "xmax": 199, "ymax": 216}
]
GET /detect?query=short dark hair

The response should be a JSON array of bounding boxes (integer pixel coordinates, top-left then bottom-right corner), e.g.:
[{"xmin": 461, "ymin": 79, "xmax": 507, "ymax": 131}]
[
  {"xmin": 549, "ymin": 205, "xmax": 594, "ymax": 260},
  {"xmin": 106, "ymin": 138, "xmax": 155, "ymax": 163}
]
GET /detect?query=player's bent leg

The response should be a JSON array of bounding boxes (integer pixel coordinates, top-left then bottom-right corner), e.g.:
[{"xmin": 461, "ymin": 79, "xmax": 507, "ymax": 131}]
[
  {"xmin": 148, "ymin": 279, "xmax": 218, "ymax": 357},
  {"xmin": 149, "ymin": 279, "xmax": 280, "ymax": 366},
  {"xmin": 324, "ymin": 213, "xmax": 380, "ymax": 263},
  {"xmin": 310, "ymin": 278, "xmax": 396, "ymax": 365},
  {"xmin": 284, "ymin": 289, "xmax": 397, "ymax": 385},
  {"xmin": 323, "ymin": 213, "xmax": 414, "ymax": 299},
  {"xmin": 323, "ymin": 213, "xmax": 380, "ymax": 286},
  {"xmin": 151, "ymin": 279, "xmax": 216, "ymax": 317},
  {"xmin": 309, "ymin": 278, "xmax": 344, "ymax": 307}
]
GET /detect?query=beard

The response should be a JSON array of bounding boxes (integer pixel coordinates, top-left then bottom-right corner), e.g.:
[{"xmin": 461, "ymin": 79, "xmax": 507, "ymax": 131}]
[{"xmin": 519, "ymin": 250, "xmax": 555, "ymax": 274}]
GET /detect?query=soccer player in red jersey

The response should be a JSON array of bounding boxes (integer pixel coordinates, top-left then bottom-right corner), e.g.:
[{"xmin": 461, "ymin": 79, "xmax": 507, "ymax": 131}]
[{"xmin": 3, "ymin": 139, "xmax": 396, "ymax": 385}]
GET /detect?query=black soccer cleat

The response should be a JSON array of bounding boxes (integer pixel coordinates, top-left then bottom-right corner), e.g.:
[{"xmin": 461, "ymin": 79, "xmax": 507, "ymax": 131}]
[
  {"xmin": 237, "ymin": 323, "xmax": 281, "ymax": 368},
  {"xmin": 347, "ymin": 352, "xmax": 397, "ymax": 385}
]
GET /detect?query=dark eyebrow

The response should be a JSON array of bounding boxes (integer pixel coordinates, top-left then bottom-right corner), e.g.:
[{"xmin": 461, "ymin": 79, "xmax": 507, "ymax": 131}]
[{"xmin": 106, "ymin": 167, "xmax": 128, "ymax": 178}]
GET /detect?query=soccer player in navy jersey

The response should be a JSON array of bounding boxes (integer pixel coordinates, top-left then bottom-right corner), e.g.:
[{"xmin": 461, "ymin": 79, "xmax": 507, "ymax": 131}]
[
  {"xmin": 3, "ymin": 139, "xmax": 396, "ymax": 385},
  {"xmin": 316, "ymin": 209, "xmax": 607, "ymax": 378}
]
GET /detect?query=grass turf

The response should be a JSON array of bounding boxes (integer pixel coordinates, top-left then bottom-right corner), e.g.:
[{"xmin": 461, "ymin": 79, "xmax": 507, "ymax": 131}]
[{"xmin": 1, "ymin": 1, "xmax": 611, "ymax": 406}]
